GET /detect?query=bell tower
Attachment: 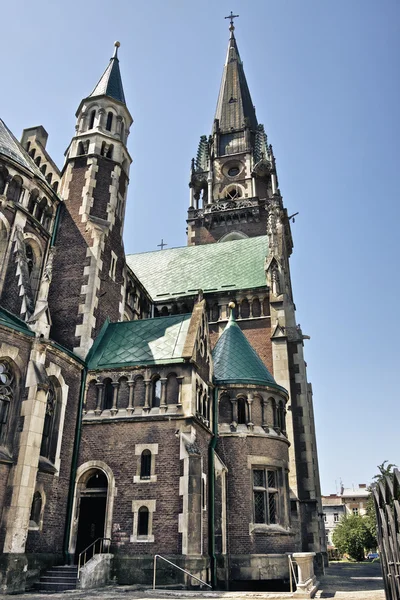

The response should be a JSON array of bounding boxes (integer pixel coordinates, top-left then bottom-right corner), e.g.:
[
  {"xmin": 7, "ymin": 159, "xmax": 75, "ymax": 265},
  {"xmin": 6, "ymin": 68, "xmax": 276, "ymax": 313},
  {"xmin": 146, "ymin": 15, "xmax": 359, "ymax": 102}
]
[
  {"xmin": 187, "ymin": 18, "xmax": 279, "ymax": 246},
  {"xmin": 48, "ymin": 42, "xmax": 133, "ymax": 358}
]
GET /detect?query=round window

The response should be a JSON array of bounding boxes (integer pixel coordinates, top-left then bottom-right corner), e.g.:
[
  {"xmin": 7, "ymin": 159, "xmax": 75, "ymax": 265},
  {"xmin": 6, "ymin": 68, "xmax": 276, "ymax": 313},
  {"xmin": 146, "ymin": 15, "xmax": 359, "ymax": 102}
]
[{"xmin": 228, "ymin": 166, "xmax": 240, "ymax": 177}]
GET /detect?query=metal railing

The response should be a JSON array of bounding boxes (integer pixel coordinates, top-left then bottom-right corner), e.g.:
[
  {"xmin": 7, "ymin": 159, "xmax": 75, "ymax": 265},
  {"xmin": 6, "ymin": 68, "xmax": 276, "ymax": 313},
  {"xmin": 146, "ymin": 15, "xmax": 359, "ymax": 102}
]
[
  {"xmin": 288, "ymin": 555, "xmax": 298, "ymax": 593},
  {"xmin": 153, "ymin": 554, "xmax": 212, "ymax": 590},
  {"xmin": 77, "ymin": 537, "xmax": 111, "ymax": 579}
]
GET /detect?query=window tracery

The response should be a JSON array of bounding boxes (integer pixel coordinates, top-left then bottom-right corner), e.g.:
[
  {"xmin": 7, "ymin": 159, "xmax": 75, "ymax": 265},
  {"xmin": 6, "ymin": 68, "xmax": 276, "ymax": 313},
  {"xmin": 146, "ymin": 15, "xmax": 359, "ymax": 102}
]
[{"xmin": 0, "ymin": 361, "xmax": 13, "ymax": 444}]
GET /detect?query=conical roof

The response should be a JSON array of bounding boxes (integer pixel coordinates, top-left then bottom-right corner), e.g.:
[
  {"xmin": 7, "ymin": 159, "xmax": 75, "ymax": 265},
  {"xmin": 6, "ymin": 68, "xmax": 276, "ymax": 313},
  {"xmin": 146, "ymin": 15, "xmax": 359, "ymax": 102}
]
[
  {"xmin": 215, "ymin": 30, "xmax": 258, "ymax": 132},
  {"xmin": 213, "ymin": 310, "xmax": 286, "ymax": 392},
  {"xmin": 89, "ymin": 42, "xmax": 126, "ymax": 104}
]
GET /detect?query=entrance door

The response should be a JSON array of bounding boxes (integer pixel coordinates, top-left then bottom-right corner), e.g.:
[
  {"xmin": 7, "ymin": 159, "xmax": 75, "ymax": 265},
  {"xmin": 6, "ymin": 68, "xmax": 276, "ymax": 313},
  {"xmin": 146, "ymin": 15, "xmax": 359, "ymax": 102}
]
[{"xmin": 75, "ymin": 495, "xmax": 107, "ymax": 560}]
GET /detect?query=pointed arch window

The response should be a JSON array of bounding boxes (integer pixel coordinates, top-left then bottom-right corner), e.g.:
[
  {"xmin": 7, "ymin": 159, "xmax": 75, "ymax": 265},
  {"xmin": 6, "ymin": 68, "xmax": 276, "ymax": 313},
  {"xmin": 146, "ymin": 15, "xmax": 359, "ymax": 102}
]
[
  {"xmin": 140, "ymin": 450, "xmax": 151, "ymax": 480},
  {"xmin": 0, "ymin": 361, "xmax": 14, "ymax": 444},
  {"xmin": 106, "ymin": 112, "xmax": 113, "ymax": 132},
  {"xmin": 40, "ymin": 380, "xmax": 61, "ymax": 464},
  {"xmin": 103, "ymin": 378, "xmax": 113, "ymax": 410}
]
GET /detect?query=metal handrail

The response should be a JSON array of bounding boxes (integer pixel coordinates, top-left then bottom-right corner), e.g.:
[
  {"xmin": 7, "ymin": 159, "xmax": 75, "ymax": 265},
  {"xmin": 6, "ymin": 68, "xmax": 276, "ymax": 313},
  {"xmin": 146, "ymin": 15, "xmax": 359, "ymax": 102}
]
[
  {"xmin": 153, "ymin": 554, "xmax": 212, "ymax": 590},
  {"xmin": 288, "ymin": 554, "xmax": 298, "ymax": 593},
  {"xmin": 77, "ymin": 537, "xmax": 111, "ymax": 578}
]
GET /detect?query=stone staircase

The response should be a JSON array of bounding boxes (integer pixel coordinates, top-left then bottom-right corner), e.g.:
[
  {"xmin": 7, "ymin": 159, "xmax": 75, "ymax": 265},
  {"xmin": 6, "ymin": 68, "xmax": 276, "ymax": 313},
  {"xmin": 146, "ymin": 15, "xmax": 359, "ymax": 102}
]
[{"xmin": 34, "ymin": 565, "xmax": 78, "ymax": 592}]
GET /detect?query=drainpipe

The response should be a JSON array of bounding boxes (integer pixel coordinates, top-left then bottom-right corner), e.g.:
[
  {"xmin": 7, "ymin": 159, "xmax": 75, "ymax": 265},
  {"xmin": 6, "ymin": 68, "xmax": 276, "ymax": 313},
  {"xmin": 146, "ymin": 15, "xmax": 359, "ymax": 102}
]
[
  {"xmin": 208, "ymin": 386, "xmax": 218, "ymax": 588},
  {"xmin": 63, "ymin": 365, "xmax": 87, "ymax": 564}
]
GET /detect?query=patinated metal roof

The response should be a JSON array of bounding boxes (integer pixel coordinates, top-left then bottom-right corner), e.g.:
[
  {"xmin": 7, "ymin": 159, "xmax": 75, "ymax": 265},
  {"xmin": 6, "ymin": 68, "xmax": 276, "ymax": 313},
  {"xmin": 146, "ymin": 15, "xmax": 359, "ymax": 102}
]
[
  {"xmin": 126, "ymin": 236, "xmax": 269, "ymax": 301},
  {"xmin": 87, "ymin": 314, "xmax": 192, "ymax": 370},
  {"xmin": 213, "ymin": 311, "xmax": 286, "ymax": 392},
  {"xmin": 215, "ymin": 32, "xmax": 258, "ymax": 132},
  {"xmin": 0, "ymin": 307, "xmax": 34, "ymax": 337},
  {"xmin": 0, "ymin": 120, "xmax": 51, "ymax": 186}
]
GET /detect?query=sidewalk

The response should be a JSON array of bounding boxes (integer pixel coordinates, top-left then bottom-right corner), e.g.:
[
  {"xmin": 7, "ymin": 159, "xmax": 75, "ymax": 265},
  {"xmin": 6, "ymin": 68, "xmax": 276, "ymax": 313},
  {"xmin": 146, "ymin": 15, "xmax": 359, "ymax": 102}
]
[{"xmin": 0, "ymin": 561, "xmax": 385, "ymax": 600}]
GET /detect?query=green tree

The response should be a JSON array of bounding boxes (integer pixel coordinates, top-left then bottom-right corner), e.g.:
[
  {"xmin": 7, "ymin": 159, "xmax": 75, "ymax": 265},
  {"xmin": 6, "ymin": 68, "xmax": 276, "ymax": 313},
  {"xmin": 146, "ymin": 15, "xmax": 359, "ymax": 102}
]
[
  {"xmin": 332, "ymin": 514, "xmax": 375, "ymax": 561},
  {"xmin": 366, "ymin": 461, "xmax": 397, "ymax": 542}
]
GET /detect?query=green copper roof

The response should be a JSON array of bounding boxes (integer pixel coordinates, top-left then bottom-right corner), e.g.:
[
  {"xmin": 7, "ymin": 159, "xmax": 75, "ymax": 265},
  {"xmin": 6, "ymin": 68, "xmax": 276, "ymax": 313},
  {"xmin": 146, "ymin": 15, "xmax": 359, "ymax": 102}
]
[
  {"xmin": 0, "ymin": 307, "xmax": 34, "ymax": 337},
  {"xmin": 213, "ymin": 311, "xmax": 286, "ymax": 392},
  {"xmin": 126, "ymin": 236, "xmax": 268, "ymax": 301},
  {"xmin": 87, "ymin": 314, "xmax": 191, "ymax": 370},
  {"xmin": 89, "ymin": 45, "xmax": 126, "ymax": 104}
]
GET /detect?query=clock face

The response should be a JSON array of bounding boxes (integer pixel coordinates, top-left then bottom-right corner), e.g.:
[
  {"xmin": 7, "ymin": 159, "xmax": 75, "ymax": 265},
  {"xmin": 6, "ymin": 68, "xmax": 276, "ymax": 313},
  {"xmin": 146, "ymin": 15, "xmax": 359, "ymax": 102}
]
[{"xmin": 228, "ymin": 166, "xmax": 240, "ymax": 177}]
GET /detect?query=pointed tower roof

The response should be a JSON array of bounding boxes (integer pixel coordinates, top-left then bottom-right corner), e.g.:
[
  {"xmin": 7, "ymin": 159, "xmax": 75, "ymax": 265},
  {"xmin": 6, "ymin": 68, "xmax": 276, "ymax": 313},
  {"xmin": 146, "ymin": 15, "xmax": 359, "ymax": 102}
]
[
  {"xmin": 89, "ymin": 41, "xmax": 126, "ymax": 104},
  {"xmin": 215, "ymin": 25, "xmax": 258, "ymax": 132},
  {"xmin": 212, "ymin": 307, "xmax": 287, "ymax": 392}
]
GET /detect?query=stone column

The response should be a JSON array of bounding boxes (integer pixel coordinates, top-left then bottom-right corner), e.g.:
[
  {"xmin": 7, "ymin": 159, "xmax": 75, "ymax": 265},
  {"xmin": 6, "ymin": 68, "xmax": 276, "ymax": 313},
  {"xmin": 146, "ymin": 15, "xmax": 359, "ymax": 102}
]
[
  {"xmin": 160, "ymin": 378, "xmax": 167, "ymax": 411},
  {"xmin": 97, "ymin": 108, "xmax": 105, "ymax": 130},
  {"xmin": 230, "ymin": 398, "xmax": 238, "ymax": 428},
  {"xmin": 94, "ymin": 382, "xmax": 103, "ymax": 415},
  {"xmin": 247, "ymin": 394, "xmax": 254, "ymax": 430},
  {"xmin": 261, "ymin": 397, "xmax": 268, "ymax": 430},
  {"xmin": 292, "ymin": 552, "xmax": 318, "ymax": 597},
  {"xmin": 110, "ymin": 381, "xmax": 119, "ymax": 416},
  {"xmin": 127, "ymin": 380, "xmax": 135, "ymax": 414},
  {"xmin": 176, "ymin": 377, "xmax": 183, "ymax": 409},
  {"xmin": 144, "ymin": 379, "xmax": 151, "ymax": 411}
]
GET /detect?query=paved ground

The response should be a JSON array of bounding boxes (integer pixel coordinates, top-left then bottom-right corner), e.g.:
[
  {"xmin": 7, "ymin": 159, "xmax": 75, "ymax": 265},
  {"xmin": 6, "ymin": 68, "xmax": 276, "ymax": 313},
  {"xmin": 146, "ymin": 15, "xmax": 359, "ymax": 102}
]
[{"xmin": 0, "ymin": 561, "xmax": 385, "ymax": 600}]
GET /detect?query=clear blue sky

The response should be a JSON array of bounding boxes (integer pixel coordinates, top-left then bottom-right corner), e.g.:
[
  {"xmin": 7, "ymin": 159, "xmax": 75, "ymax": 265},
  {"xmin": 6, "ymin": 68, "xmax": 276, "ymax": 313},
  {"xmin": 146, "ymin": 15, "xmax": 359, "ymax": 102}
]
[{"xmin": 1, "ymin": 0, "xmax": 399, "ymax": 494}]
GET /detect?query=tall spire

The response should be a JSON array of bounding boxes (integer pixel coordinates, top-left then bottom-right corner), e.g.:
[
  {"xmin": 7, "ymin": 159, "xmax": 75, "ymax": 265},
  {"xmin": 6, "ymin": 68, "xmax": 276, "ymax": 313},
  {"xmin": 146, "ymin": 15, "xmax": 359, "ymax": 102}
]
[
  {"xmin": 215, "ymin": 23, "xmax": 257, "ymax": 132},
  {"xmin": 89, "ymin": 41, "xmax": 126, "ymax": 105}
]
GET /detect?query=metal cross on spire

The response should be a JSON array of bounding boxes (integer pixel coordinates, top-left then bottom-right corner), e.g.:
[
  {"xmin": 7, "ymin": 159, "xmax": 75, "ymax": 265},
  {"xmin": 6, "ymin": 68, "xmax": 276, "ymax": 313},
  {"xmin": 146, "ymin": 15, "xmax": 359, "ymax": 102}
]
[
  {"xmin": 157, "ymin": 239, "xmax": 168, "ymax": 250},
  {"xmin": 225, "ymin": 11, "xmax": 239, "ymax": 32}
]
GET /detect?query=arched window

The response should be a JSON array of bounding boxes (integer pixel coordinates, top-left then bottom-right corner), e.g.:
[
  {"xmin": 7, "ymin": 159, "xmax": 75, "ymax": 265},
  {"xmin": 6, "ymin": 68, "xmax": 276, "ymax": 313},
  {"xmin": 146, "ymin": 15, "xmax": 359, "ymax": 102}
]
[
  {"xmin": 89, "ymin": 110, "xmax": 96, "ymax": 129},
  {"xmin": 52, "ymin": 181, "xmax": 59, "ymax": 193},
  {"xmin": 225, "ymin": 185, "xmax": 242, "ymax": 200},
  {"xmin": 0, "ymin": 167, "xmax": 8, "ymax": 195},
  {"xmin": 29, "ymin": 149, "xmax": 36, "ymax": 159},
  {"xmin": 106, "ymin": 112, "xmax": 113, "ymax": 132},
  {"xmin": 28, "ymin": 190, "xmax": 39, "ymax": 213},
  {"xmin": 262, "ymin": 297, "xmax": 270, "ymax": 316},
  {"xmin": 35, "ymin": 156, "xmax": 41, "ymax": 167},
  {"xmin": 46, "ymin": 173, "xmax": 52, "ymax": 184},
  {"xmin": 166, "ymin": 373, "xmax": 179, "ymax": 404},
  {"xmin": 40, "ymin": 379, "xmax": 61, "ymax": 463},
  {"xmin": 35, "ymin": 198, "xmax": 47, "ymax": 223},
  {"xmin": 103, "ymin": 378, "xmax": 113, "ymax": 410},
  {"xmin": 29, "ymin": 491, "xmax": 42, "ymax": 527},
  {"xmin": 140, "ymin": 450, "xmax": 151, "ymax": 480},
  {"xmin": 152, "ymin": 377, "xmax": 161, "ymax": 408},
  {"xmin": 77, "ymin": 142, "xmax": 85, "ymax": 155},
  {"xmin": 40, "ymin": 164, "xmax": 47, "ymax": 175},
  {"xmin": 25, "ymin": 243, "xmax": 35, "ymax": 276},
  {"xmin": 237, "ymin": 397, "xmax": 247, "ymax": 425},
  {"xmin": 240, "ymin": 298, "xmax": 250, "ymax": 319},
  {"xmin": 252, "ymin": 297, "xmax": 261, "ymax": 318},
  {"xmin": 137, "ymin": 506, "xmax": 149, "ymax": 537},
  {"xmin": 134, "ymin": 376, "xmax": 145, "ymax": 407},
  {"xmin": 86, "ymin": 470, "xmax": 108, "ymax": 488},
  {"xmin": 160, "ymin": 306, "xmax": 169, "ymax": 316},
  {"xmin": 278, "ymin": 401, "xmax": 286, "ymax": 433},
  {"xmin": 7, "ymin": 176, "xmax": 23, "ymax": 202},
  {"xmin": 0, "ymin": 361, "xmax": 14, "ymax": 444},
  {"xmin": 106, "ymin": 144, "xmax": 113, "ymax": 159}
]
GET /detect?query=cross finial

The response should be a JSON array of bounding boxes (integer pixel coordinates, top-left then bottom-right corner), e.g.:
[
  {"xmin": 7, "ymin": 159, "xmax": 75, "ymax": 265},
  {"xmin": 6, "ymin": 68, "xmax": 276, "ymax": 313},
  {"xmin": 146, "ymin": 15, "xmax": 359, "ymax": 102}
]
[
  {"xmin": 225, "ymin": 11, "xmax": 239, "ymax": 34},
  {"xmin": 157, "ymin": 239, "xmax": 168, "ymax": 251}
]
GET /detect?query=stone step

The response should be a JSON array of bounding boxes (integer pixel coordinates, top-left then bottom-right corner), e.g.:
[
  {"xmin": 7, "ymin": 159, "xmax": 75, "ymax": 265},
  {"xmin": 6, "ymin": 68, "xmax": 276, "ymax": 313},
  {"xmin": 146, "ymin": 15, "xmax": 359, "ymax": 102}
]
[
  {"xmin": 34, "ymin": 581, "xmax": 77, "ymax": 592},
  {"xmin": 40, "ymin": 575, "xmax": 78, "ymax": 582}
]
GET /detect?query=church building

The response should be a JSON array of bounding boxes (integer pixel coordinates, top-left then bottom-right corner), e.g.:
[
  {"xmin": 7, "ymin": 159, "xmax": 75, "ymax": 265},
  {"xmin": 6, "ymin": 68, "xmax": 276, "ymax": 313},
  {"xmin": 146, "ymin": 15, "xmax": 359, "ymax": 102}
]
[{"xmin": 0, "ymin": 19, "xmax": 325, "ymax": 594}]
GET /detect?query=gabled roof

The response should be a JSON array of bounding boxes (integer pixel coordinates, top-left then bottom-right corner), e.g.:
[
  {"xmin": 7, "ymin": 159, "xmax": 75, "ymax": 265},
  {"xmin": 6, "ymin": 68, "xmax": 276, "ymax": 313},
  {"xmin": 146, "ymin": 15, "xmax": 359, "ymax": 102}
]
[
  {"xmin": 0, "ymin": 120, "xmax": 53, "ymax": 188},
  {"xmin": 213, "ymin": 310, "xmax": 286, "ymax": 392},
  {"xmin": 89, "ymin": 43, "xmax": 126, "ymax": 105},
  {"xmin": 87, "ymin": 314, "xmax": 192, "ymax": 370},
  {"xmin": 126, "ymin": 236, "xmax": 269, "ymax": 301},
  {"xmin": 0, "ymin": 307, "xmax": 34, "ymax": 337},
  {"xmin": 215, "ymin": 31, "xmax": 258, "ymax": 132}
]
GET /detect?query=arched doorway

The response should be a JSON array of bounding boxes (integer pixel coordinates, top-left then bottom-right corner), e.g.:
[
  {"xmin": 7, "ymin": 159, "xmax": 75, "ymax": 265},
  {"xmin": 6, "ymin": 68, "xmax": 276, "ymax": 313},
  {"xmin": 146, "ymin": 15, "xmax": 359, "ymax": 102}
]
[{"xmin": 75, "ymin": 469, "xmax": 108, "ymax": 560}]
